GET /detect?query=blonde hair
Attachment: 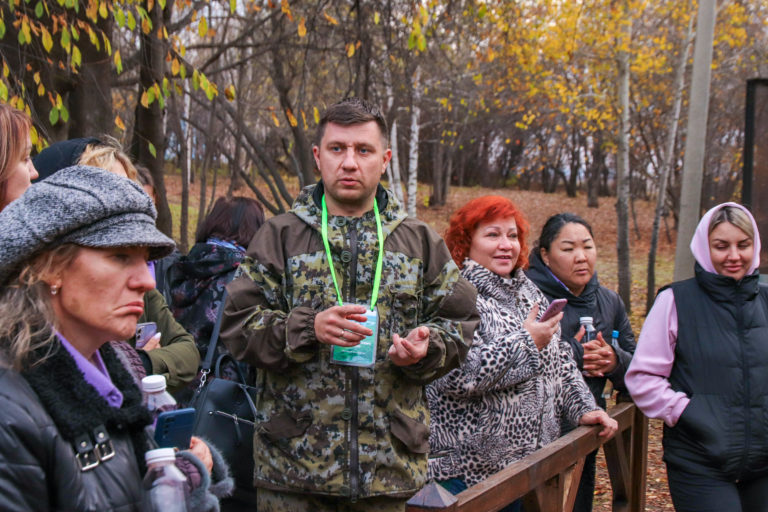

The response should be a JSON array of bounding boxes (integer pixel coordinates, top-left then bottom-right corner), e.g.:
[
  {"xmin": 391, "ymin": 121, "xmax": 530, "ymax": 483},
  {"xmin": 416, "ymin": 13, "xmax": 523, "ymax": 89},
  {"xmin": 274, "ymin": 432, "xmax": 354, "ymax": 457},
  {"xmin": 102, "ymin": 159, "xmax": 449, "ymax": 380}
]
[
  {"xmin": 0, "ymin": 104, "xmax": 32, "ymax": 204},
  {"xmin": 709, "ymin": 206, "xmax": 754, "ymax": 240},
  {"xmin": 0, "ymin": 244, "xmax": 80, "ymax": 370},
  {"xmin": 78, "ymin": 136, "xmax": 138, "ymax": 182}
]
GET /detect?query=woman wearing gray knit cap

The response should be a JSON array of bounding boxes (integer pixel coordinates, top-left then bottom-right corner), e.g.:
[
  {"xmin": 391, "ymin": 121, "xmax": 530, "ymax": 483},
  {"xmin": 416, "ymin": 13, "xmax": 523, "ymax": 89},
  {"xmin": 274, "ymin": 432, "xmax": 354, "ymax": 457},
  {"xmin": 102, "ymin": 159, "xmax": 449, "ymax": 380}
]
[
  {"xmin": 34, "ymin": 137, "xmax": 200, "ymax": 391},
  {"xmin": 0, "ymin": 166, "xmax": 232, "ymax": 511}
]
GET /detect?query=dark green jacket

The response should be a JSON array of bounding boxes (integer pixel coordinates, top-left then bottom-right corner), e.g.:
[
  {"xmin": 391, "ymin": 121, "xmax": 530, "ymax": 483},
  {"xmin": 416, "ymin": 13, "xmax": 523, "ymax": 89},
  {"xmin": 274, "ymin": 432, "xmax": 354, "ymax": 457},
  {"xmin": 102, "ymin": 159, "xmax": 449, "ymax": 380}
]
[{"xmin": 132, "ymin": 288, "xmax": 200, "ymax": 390}]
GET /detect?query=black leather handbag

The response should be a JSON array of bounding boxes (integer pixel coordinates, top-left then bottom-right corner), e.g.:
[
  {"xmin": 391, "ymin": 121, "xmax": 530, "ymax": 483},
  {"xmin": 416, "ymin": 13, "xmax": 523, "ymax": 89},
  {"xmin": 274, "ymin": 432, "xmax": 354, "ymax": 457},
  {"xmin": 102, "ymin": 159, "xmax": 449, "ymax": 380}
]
[{"xmin": 190, "ymin": 291, "xmax": 259, "ymax": 489}]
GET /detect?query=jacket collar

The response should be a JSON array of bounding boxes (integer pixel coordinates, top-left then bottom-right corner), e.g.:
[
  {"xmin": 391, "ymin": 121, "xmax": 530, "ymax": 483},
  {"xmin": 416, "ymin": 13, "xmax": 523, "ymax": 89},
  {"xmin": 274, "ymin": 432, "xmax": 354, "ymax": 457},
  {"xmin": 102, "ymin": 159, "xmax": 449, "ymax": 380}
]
[
  {"xmin": 525, "ymin": 251, "xmax": 599, "ymax": 307},
  {"xmin": 291, "ymin": 181, "xmax": 405, "ymax": 236},
  {"xmin": 694, "ymin": 261, "xmax": 760, "ymax": 303}
]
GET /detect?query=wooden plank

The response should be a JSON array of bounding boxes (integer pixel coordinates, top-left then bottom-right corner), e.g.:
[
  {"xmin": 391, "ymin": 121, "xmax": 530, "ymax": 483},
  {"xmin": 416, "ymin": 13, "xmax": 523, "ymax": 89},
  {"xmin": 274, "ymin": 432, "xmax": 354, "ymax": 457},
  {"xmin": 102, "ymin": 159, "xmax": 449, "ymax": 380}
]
[
  {"xmin": 603, "ymin": 426, "xmax": 630, "ymax": 511},
  {"xmin": 562, "ymin": 458, "xmax": 585, "ymax": 512},
  {"xmin": 407, "ymin": 402, "xmax": 642, "ymax": 512},
  {"xmin": 629, "ymin": 408, "xmax": 649, "ymax": 512},
  {"xmin": 454, "ymin": 403, "xmax": 635, "ymax": 512}
]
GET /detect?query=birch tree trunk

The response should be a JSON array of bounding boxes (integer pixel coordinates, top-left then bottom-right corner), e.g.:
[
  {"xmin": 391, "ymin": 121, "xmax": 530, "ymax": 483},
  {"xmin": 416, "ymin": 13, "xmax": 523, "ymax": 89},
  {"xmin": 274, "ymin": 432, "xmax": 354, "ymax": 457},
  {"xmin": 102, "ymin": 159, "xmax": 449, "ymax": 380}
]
[
  {"xmin": 388, "ymin": 119, "xmax": 405, "ymax": 203},
  {"xmin": 646, "ymin": 12, "xmax": 694, "ymax": 313},
  {"xmin": 385, "ymin": 82, "xmax": 404, "ymax": 203},
  {"xmin": 615, "ymin": 9, "xmax": 632, "ymax": 313},
  {"xmin": 406, "ymin": 66, "xmax": 421, "ymax": 217}
]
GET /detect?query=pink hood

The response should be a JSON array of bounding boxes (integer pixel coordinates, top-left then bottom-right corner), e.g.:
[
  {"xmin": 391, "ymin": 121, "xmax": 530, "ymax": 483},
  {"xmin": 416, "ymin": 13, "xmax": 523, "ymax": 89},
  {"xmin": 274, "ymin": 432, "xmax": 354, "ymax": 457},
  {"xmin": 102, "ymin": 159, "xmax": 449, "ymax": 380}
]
[{"xmin": 689, "ymin": 202, "xmax": 761, "ymax": 275}]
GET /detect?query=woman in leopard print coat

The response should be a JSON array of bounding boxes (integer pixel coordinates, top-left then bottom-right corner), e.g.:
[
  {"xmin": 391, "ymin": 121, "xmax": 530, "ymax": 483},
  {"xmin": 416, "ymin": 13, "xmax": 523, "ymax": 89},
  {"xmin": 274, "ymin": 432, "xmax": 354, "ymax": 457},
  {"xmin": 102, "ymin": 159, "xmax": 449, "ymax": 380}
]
[{"xmin": 427, "ymin": 196, "xmax": 616, "ymax": 493}]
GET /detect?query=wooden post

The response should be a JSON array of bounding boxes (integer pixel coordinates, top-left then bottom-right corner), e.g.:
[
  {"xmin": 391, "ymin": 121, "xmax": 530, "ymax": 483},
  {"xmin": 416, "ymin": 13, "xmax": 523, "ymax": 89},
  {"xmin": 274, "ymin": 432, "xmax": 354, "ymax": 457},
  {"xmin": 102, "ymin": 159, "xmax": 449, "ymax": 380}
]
[{"xmin": 629, "ymin": 407, "xmax": 649, "ymax": 512}]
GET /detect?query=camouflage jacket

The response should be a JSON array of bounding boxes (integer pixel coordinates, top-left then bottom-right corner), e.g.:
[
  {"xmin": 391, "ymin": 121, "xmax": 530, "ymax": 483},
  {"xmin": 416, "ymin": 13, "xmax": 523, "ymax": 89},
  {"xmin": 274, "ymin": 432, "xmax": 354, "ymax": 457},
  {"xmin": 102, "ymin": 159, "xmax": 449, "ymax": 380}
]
[{"xmin": 221, "ymin": 183, "xmax": 478, "ymax": 499}]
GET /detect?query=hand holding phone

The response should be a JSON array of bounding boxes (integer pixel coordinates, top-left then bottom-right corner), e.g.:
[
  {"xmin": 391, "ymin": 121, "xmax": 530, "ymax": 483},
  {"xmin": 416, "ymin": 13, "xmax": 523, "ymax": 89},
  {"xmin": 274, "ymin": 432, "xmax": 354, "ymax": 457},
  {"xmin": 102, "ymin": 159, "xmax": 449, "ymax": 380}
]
[
  {"xmin": 135, "ymin": 322, "xmax": 157, "ymax": 349},
  {"xmin": 540, "ymin": 298, "xmax": 567, "ymax": 322},
  {"xmin": 154, "ymin": 408, "xmax": 196, "ymax": 449}
]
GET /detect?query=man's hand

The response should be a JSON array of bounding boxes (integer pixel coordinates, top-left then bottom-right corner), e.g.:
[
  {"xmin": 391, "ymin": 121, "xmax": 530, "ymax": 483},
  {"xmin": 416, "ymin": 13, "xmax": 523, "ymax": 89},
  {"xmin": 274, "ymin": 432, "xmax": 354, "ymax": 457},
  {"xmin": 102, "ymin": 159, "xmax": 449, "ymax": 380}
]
[
  {"xmin": 388, "ymin": 326, "xmax": 430, "ymax": 366},
  {"xmin": 314, "ymin": 305, "xmax": 373, "ymax": 347},
  {"xmin": 523, "ymin": 304, "xmax": 562, "ymax": 351},
  {"xmin": 582, "ymin": 332, "xmax": 618, "ymax": 377},
  {"xmin": 579, "ymin": 409, "xmax": 618, "ymax": 438}
]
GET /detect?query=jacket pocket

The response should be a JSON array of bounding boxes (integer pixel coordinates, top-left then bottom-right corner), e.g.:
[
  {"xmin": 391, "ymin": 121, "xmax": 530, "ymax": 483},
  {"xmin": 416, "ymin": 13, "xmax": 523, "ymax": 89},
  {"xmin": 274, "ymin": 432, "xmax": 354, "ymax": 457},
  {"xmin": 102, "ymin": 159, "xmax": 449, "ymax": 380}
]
[
  {"xmin": 258, "ymin": 409, "xmax": 312, "ymax": 443},
  {"xmin": 389, "ymin": 409, "xmax": 429, "ymax": 454},
  {"xmin": 675, "ymin": 393, "xmax": 729, "ymax": 464}
]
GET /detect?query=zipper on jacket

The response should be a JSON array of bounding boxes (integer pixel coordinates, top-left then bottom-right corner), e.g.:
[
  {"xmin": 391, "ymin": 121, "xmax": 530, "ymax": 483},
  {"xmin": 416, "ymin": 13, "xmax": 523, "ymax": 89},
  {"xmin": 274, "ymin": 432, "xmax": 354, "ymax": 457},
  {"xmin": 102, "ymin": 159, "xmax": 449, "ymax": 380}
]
[
  {"xmin": 347, "ymin": 223, "xmax": 360, "ymax": 501},
  {"xmin": 737, "ymin": 295, "xmax": 750, "ymax": 480}
]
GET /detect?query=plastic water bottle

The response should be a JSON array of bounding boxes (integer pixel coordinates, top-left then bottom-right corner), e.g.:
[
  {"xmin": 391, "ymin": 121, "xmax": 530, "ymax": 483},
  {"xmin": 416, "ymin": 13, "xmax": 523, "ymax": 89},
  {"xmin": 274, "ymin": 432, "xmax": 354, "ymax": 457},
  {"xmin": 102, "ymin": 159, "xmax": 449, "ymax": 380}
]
[
  {"xmin": 579, "ymin": 317, "xmax": 597, "ymax": 343},
  {"xmin": 141, "ymin": 375, "xmax": 177, "ymax": 427},
  {"xmin": 611, "ymin": 329, "xmax": 620, "ymax": 349},
  {"xmin": 142, "ymin": 448, "xmax": 188, "ymax": 512}
]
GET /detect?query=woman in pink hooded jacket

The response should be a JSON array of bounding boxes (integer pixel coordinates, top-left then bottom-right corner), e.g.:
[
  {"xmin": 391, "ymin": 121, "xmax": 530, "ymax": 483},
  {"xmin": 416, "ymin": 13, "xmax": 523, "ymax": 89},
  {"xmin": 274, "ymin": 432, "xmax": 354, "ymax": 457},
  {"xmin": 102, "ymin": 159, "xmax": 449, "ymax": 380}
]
[{"xmin": 627, "ymin": 202, "xmax": 768, "ymax": 512}]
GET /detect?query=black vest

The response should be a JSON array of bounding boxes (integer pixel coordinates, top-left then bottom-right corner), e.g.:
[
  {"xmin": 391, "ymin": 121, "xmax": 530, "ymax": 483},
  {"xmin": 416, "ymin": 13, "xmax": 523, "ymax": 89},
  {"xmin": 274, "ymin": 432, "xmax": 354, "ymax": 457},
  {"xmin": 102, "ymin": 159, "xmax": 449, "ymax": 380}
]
[{"xmin": 663, "ymin": 264, "xmax": 768, "ymax": 478}]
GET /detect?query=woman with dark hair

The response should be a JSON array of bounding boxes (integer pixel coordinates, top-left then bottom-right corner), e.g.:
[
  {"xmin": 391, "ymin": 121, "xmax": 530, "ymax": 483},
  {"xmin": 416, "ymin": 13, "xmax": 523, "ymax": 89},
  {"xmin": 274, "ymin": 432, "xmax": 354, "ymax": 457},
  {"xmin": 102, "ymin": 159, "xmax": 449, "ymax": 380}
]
[
  {"xmin": 628, "ymin": 203, "xmax": 768, "ymax": 512},
  {"xmin": 427, "ymin": 196, "xmax": 616, "ymax": 509},
  {"xmin": 0, "ymin": 104, "xmax": 38, "ymax": 210},
  {"xmin": 526, "ymin": 212, "xmax": 635, "ymax": 512},
  {"xmin": 167, "ymin": 196, "xmax": 265, "ymax": 366}
]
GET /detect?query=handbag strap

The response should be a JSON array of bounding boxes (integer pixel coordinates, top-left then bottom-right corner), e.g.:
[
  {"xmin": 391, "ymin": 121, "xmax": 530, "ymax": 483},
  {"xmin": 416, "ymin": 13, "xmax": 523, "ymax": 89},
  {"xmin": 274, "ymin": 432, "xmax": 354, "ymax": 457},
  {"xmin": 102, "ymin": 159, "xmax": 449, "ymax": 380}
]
[{"xmin": 201, "ymin": 289, "xmax": 228, "ymax": 373}]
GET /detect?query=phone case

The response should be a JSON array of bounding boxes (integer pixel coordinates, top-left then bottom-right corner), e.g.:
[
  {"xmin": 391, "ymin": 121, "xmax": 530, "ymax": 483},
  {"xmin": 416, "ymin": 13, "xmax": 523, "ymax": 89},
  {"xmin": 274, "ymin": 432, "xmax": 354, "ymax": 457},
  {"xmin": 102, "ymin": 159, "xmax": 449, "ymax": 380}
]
[{"xmin": 154, "ymin": 407, "xmax": 195, "ymax": 449}]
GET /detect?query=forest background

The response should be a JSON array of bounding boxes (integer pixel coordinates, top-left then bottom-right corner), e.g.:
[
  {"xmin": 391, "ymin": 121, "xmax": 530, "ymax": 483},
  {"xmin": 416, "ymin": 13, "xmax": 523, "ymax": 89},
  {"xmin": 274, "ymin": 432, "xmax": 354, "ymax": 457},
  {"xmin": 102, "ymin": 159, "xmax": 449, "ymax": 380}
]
[{"xmin": 2, "ymin": 0, "xmax": 767, "ymax": 509}]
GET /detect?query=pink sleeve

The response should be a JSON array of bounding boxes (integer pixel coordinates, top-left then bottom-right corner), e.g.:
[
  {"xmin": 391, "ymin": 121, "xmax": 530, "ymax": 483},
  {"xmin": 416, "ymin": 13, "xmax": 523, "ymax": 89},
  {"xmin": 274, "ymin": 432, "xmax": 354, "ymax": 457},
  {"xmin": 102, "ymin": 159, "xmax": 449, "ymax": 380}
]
[{"xmin": 625, "ymin": 289, "xmax": 690, "ymax": 427}]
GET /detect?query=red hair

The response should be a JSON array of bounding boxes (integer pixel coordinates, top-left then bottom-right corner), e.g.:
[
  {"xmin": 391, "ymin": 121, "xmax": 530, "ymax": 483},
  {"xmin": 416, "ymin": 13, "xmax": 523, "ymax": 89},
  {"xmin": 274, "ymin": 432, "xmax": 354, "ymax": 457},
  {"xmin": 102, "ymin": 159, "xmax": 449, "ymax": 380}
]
[{"xmin": 444, "ymin": 195, "xmax": 531, "ymax": 270}]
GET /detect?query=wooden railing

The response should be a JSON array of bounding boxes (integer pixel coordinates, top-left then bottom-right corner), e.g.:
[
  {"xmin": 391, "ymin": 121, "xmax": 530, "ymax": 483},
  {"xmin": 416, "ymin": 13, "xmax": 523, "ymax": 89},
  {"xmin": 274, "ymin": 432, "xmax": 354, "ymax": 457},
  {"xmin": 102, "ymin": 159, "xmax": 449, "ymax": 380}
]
[{"xmin": 407, "ymin": 401, "xmax": 648, "ymax": 512}]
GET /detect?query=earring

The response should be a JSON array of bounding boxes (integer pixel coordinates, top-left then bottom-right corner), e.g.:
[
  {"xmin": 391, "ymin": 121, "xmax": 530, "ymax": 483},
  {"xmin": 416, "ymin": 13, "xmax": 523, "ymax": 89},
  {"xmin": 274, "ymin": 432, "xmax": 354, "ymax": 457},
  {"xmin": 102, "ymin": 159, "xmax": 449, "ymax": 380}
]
[{"xmin": 50, "ymin": 285, "xmax": 59, "ymax": 296}]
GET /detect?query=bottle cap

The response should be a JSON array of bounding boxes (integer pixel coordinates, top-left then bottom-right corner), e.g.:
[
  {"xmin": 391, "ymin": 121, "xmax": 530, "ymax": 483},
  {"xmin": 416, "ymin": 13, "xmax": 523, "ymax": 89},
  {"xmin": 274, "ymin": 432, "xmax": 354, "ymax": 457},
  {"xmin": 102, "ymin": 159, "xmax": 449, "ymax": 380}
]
[
  {"xmin": 145, "ymin": 447, "xmax": 176, "ymax": 465},
  {"xmin": 579, "ymin": 316, "xmax": 594, "ymax": 324},
  {"xmin": 612, "ymin": 330, "xmax": 619, "ymax": 338},
  {"xmin": 141, "ymin": 374, "xmax": 167, "ymax": 393}
]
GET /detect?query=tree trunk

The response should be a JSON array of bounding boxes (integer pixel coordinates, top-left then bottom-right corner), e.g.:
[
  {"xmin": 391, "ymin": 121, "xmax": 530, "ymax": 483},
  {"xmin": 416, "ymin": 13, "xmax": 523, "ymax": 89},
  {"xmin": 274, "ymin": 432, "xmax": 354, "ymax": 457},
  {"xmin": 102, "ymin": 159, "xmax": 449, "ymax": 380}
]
[
  {"xmin": 406, "ymin": 66, "xmax": 421, "ymax": 217},
  {"xmin": 647, "ymin": 11, "xmax": 694, "ymax": 313},
  {"xmin": 615, "ymin": 7, "xmax": 632, "ymax": 314},
  {"xmin": 431, "ymin": 142, "xmax": 446, "ymax": 206},
  {"xmin": 673, "ymin": 0, "xmax": 716, "ymax": 281},
  {"xmin": 131, "ymin": 0, "xmax": 173, "ymax": 236},
  {"xmin": 388, "ymin": 119, "xmax": 404, "ymax": 202},
  {"xmin": 68, "ymin": 14, "xmax": 114, "ymax": 138},
  {"xmin": 168, "ymin": 94, "xmax": 190, "ymax": 253}
]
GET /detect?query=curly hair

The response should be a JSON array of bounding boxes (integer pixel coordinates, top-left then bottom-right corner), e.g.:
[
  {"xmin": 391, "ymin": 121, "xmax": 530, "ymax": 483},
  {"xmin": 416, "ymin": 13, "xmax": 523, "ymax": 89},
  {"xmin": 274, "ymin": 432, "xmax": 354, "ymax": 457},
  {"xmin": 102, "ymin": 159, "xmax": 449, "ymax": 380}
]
[
  {"xmin": 0, "ymin": 244, "xmax": 80, "ymax": 370},
  {"xmin": 444, "ymin": 195, "xmax": 530, "ymax": 270}
]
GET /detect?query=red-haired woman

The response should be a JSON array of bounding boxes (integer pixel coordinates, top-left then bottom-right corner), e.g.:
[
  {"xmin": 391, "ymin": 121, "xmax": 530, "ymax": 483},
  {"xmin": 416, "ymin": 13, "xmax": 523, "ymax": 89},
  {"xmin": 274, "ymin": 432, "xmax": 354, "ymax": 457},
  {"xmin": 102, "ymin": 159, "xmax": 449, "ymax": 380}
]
[
  {"xmin": 426, "ymin": 196, "xmax": 616, "ymax": 508},
  {"xmin": 0, "ymin": 104, "xmax": 38, "ymax": 211}
]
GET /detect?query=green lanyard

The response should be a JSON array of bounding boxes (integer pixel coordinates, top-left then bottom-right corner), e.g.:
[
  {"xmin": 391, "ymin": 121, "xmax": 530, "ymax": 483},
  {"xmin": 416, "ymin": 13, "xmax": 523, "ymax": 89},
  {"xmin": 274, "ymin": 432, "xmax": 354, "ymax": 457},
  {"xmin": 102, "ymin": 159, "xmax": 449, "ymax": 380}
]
[{"xmin": 321, "ymin": 195, "xmax": 384, "ymax": 311}]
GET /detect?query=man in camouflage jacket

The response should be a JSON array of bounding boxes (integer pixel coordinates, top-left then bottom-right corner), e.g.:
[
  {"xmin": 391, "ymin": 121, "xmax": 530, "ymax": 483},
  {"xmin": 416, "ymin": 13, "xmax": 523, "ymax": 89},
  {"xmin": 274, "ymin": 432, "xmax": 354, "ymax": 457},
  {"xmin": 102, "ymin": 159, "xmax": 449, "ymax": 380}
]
[{"xmin": 221, "ymin": 98, "xmax": 478, "ymax": 511}]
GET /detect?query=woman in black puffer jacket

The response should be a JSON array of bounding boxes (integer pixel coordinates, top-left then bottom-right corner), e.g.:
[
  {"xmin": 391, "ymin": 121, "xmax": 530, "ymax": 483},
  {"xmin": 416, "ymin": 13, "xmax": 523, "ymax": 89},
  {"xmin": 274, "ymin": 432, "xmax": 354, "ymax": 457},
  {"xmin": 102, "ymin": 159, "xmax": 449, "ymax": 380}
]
[{"xmin": 526, "ymin": 212, "xmax": 636, "ymax": 512}]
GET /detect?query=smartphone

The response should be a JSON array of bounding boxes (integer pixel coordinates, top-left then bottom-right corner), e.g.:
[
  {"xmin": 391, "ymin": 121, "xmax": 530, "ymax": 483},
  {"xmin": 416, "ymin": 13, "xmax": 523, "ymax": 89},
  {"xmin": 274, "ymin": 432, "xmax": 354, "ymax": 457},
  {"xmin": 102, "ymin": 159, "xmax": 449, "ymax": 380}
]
[
  {"xmin": 135, "ymin": 322, "xmax": 157, "ymax": 349},
  {"xmin": 154, "ymin": 408, "xmax": 196, "ymax": 449},
  {"xmin": 540, "ymin": 298, "xmax": 567, "ymax": 322}
]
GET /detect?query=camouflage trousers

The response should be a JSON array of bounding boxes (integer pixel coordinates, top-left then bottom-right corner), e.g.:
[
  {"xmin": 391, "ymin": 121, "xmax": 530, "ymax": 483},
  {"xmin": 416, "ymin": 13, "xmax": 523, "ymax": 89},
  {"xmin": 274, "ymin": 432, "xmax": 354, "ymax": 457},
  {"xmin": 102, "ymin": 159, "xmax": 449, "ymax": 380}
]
[{"xmin": 256, "ymin": 488, "xmax": 409, "ymax": 512}]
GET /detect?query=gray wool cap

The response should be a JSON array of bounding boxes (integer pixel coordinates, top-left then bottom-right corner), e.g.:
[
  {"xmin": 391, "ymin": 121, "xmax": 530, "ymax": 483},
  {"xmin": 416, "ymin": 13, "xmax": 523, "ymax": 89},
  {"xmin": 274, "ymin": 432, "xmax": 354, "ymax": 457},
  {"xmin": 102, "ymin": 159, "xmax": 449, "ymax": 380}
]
[{"xmin": 0, "ymin": 165, "xmax": 175, "ymax": 285}]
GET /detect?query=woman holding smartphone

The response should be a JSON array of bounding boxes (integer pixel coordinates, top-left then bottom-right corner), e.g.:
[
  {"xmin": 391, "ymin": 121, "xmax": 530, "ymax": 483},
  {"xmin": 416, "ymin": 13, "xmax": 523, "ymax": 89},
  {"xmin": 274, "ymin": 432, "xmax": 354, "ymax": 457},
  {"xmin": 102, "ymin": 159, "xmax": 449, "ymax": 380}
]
[
  {"xmin": 427, "ymin": 196, "xmax": 616, "ymax": 510},
  {"xmin": 627, "ymin": 203, "xmax": 768, "ymax": 512},
  {"xmin": 526, "ymin": 212, "xmax": 636, "ymax": 512}
]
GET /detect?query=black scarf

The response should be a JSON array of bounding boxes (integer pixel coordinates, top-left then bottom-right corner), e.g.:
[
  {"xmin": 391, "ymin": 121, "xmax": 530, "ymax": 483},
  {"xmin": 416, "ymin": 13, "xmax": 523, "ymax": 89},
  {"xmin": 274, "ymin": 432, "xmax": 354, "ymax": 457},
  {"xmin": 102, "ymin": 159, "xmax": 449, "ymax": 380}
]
[{"xmin": 22, "ymin": 340, "xmax": 152, "ymax": 469}]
